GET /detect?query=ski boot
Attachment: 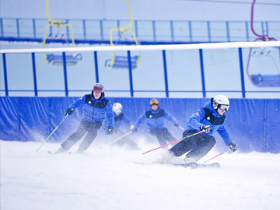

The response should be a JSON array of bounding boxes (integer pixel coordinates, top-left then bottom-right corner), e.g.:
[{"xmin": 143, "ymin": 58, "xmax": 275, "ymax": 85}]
[
  {"xmin": 156, "ymin": 155, "xmax": 171, "ymax": 164},
  {"xmin": 184, "ymin": 155, "xmax": 195, "ymax": 164},
  {"xmin": 75, "ymin": 148, "xmax": 84, "ymax": 154},
  {"xmin": 53, "ymin": 147, "xmax": 66, "ymax": 154}
]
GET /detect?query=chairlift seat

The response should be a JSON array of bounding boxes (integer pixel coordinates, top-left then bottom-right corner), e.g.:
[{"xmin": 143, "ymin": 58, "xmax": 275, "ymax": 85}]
[
  {"xmin": 105, "ymin": 56, "xmax": 140, "ymax": 69},
  {"xmin": 251, "ymin": 74, "xmax": 280, "ymax": 87},
  {"xmin": 46, "ymin": 54, "xmax": 82, "ymax": 66}
]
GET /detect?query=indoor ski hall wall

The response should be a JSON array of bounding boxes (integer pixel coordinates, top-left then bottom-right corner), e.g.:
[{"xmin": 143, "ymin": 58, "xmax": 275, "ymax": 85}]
[
  {"xmin": 1, "ymin": 0, "xmax": 279, "ymax": 21},
  {"xmin": 0, "ymin": 97, "xmax": 279, "ymax": 153}
]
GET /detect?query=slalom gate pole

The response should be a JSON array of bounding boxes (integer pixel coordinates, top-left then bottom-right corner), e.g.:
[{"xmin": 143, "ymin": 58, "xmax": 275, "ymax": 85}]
[
  {"xmin": 142, "ymin": 130, "xmax": 204, "ymax": 155},
  {"xmin": 107, "ymin": 131, "xmax": 132, "ymax": 145},
  {"xmin": 36, "ymin": 114, "xmax": 68, "ymax": 152},
  {"xmin": 204, "ymin": 148, "xmax": 232, "ymax": 163}
]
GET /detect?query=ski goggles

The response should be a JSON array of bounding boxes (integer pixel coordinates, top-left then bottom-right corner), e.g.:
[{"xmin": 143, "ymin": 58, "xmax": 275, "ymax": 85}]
[
  {"xmin": 93, "ymin": 86, "xmax": 103, "ymax": 93},
  {"xmin": 150, "ymin": 99, "xmax": 159, "ymax": 105},
  {"xmin": 218, "ymin": 104, "xmax": 229, "ymax": 111}
]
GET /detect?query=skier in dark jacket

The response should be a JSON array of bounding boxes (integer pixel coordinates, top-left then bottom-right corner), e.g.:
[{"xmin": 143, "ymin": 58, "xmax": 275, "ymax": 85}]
[
  {"xmin": 106, "ymin": 102, "xmax": 140, "ymax": 150},
  {"xmin": 55, "ymin": 83, "xmax": 114, "ymax": 154},
  {"xmin": 158, "ymin": 95, "xmax": 237, "ymax": 163},
  {"xmin": 132, "ymin": 98, "xmax": 180, "ymax": 147}
]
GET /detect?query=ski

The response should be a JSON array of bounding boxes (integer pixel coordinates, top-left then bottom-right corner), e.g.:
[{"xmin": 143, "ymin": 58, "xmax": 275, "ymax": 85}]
[
  {"xmin": 172, "ymin": 162, "xmax": 199, "ymax": 169},
  {"xmin": 197, "ymin": 163, "xmax": 220, "ymax": 168},
  {"xmin": 172, "ymin": 162, "xmax": 220, "ymax": 169},
  {"xmin": 47, "ymin": 151, "xmax": 72, "ymax": 155}
]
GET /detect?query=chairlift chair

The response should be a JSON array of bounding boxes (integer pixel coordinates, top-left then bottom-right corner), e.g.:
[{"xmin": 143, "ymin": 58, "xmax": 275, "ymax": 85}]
[
  {"xmin": 105, "ymin": 0, "xmax": 141, "ymax": 70},
  {"xmin": 42, "ymin": 0, "xmax": 82, "ymax": 66},
  {"xmin": 246, "ymin": 0, "xmax": 280, "ymax": 87},
  {"xmin": 247, "ymin": 46, "xmax": 280, "ymax": 87}
]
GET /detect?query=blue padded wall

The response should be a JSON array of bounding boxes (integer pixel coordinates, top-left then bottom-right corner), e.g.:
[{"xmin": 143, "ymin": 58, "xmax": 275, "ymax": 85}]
[{"xmin": 0, "ymin": 97, "xmax": 279, "ymax": 153}]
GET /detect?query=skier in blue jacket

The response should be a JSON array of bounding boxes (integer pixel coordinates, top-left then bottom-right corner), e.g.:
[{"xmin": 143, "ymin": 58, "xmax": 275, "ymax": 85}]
[
  {"xmin": 132, "ymin": 99, "xmax": 180, "ymax": 147},
  {"xmin": 55, "ymin": 83, "xmax": 114, "ymax": 154},
  {"xmin": 106, "ymin": 102, "xmax": 140, "ymax": 150},
  {"xmin": 159, "ymin": 95, "xmax": 237, "ymax": 163}
]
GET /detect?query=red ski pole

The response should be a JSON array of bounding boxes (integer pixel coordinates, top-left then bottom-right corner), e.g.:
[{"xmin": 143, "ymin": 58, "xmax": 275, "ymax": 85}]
[
  {"xmin": 142, "ymin": 130, "xmax": 204, "ymax": 155},
  {"xmin": 204, "ymin": 148, "xmax": 232, "ymax": 163}
]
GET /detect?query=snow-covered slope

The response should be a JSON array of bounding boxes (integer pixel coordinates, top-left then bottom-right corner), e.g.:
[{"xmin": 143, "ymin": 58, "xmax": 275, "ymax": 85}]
[{"xmin": 1, "ymin": 140, "xmax": 280, "ymax": 210}]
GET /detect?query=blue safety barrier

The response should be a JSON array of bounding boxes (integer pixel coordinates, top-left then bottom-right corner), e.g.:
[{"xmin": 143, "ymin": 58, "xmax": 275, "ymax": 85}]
[{"xmin": 0, "ymin": 97, "xmax": 279, "ymax": 153}]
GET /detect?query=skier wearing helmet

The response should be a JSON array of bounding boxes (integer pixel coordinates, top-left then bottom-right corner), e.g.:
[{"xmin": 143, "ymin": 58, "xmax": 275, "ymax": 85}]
[
  {"xmin": 105, "ymin": 102, "xmax": 140, "ymax": 150},
  {"xmin": 132, "ymin": 98, "xmax": 181, "ymax": 147},
  {"xmin": 54, "ymin": 83, "xmax": 114, "ymax": 154},
  {"xmin": 158, "ymin": 95, "xmax": 237, "ymax": 164}
]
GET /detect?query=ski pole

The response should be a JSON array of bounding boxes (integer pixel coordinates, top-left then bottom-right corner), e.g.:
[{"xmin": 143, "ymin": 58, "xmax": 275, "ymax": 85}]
[
  {"xmin": 142, "ymin": 130, "xmax": 204, "ymax": 155},
  {"xmin": 36, "ymin": 114, "xmax": 68, "ymax": 152},
  {"xmin": 145, "ymin": 133, "xmax": 157, "ymax": 140},
  {"xmin": 204, "ymin": 148, "xmax": 232, "ymax": 163},
  {"xmin": 107, "ymin": 131, "xmax": 132, "ymax": 145},
  {"xmin": 179, "ymin": 126, "xmax": 184, "ymax": 131}
]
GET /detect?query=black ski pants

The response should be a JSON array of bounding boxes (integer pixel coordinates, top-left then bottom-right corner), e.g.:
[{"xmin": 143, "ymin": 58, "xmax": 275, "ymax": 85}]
[
  {"xmin": 150, "ymin": 128, "xmax": 176, "ymax": 146},
  {"xmin": 61, "ymin": 120, "xmax": 102, "ymax": 151},
  {"xmin": 113, "ymin": 130, "xmax": 140, "ymax": 150},
  {"xmin": 169, "ymin": 129, "xmax": 216, "ymax": 162}
]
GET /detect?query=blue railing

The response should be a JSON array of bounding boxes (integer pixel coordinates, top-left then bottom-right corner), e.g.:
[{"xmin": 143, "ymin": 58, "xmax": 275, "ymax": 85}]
[
  {"xmin": 0, "ymin": 18, "xmax": 280, "ymax": 44},
  {"xmin": 1, "ymin": 46, "xmax": 280, "ymax": 98}
]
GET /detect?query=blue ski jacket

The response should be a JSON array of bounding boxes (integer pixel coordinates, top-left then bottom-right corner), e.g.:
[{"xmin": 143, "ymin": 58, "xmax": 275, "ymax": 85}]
[
  {"xmin": 69, "ymin": 92, "xmax": 114, "ymax": 127},
  {"xmin": 104, "ymin": 113, "xmax": 132, "ymax": 132},
  {"xmin": 134, "ymin": 108, "xmax": 178, "ymax": 131},
  {"xmin": 184, "ymin": 99, "xmax": 231, "ymax": 145}
]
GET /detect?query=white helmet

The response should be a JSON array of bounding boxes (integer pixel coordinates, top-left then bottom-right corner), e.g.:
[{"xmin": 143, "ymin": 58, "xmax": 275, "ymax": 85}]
[
  {"xmin": 113, "ymin": 103, "xmax": 122, "ymax": 113},
  {"xmin": 213, "ymin": 95, "xmax": 230, "ymax": 111}
]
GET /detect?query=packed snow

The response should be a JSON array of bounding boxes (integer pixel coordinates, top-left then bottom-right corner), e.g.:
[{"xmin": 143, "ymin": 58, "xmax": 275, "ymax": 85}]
[{"xmin": 1, "ymin": 140, "xmax": 280, "ymax": 210}]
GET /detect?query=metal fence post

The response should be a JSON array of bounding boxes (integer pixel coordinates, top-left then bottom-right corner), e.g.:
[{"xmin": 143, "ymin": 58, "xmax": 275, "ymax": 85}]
[
  {"xmin": 245, "ymin": 21, "xmax": 249, "ymax": 42},
  {"xmin": 152, "ymin": 20, "xmax": 156, "ymax": 43},
  {"xmin": 16, "ymin": 18, "xmax": 20, "ymax": 38},
  {"xmin": 94, "ymin": 51, "xmax": 99, "ymax": 83},
  {"xmin": 170, "ymin": 21, "xmax": 174, "ymax": 43},
  {"xmin": 100, "ymin": 20, "xmax": 103, "ymax": 41},
  {"xmin": 135, "ymin": 20, "xmax": 138, "ymax": 38},
  {"xmin": 127, "ymin": 51, "xmax": 134, "ymax": 97},
  {"xmin": 162, "ymin": 50, "xmax": 169, "ymax": 97},
  {"xmin": 62, "ymin": 52, "xmax": 68, "ymax": 96},
  {"xmin": 31, "ymin": 53, "xmax": 38, "ymax": 96},
  {"xmin": 83, "ymin": 20, "xmax": 86, "ymax": 41},
  {"xmin": 189, "ymin": 21, "xmax": 193, "ymax": 42},
  {"xmin": 66, "ymin": 19, "xmax": 69, "ymax": 42},
  {"xmin": 199, "ymin": 49, "xmax": 206, "ymax": 98},
  {"xmin": 207, "ymin": 21, "xmax": 211, "ymax": 42},
  {"xmin": 238, "ymin": 48, "xmax": 246, "ymax": 98},
  {"xmin": 32, "ymin": 19, "xmax": 36, "ymax": 39},
  {"xmin": 2, "ymin": 53, "xmax": 8, "ymax": 96},
  {"xmin": 0, "ymin": 18, "xmax": 3, "ymax": 37},
  {"xmin": 226, "ymin": 21, "xmax": 230, "ymax": 42}
]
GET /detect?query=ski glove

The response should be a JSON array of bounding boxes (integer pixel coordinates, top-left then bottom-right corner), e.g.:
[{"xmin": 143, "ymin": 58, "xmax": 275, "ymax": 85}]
[
  {"xmin": 66, "ymin": 108, "xmax": 74, "ymax": 116},
  {"xmin": 174, "ymin": 123, "xmax": 179, "ymax": 127},
  {"xmin": 107, "ymin": 126, "xmax": 114, "ymax": 135},
  {"xmin": 132, "ymin": 127, "xmax": 137, "ymax": 133},
  {"xmin": 200, "ymin": 125, "xmax": 212, "ymax": 133},
  {"xmin": 228, "ymin": 142, "xmax": 237, "ymax": 152}
]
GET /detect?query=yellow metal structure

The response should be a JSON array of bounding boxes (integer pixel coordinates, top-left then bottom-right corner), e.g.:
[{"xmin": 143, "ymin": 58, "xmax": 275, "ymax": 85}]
[
  {"xmin": 106, "ymin": 0, "xmax": 141, "ymax": 69},
  {"xmin": 42, "ymin": 0, "xmax": 81, "ymax": 65}
]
